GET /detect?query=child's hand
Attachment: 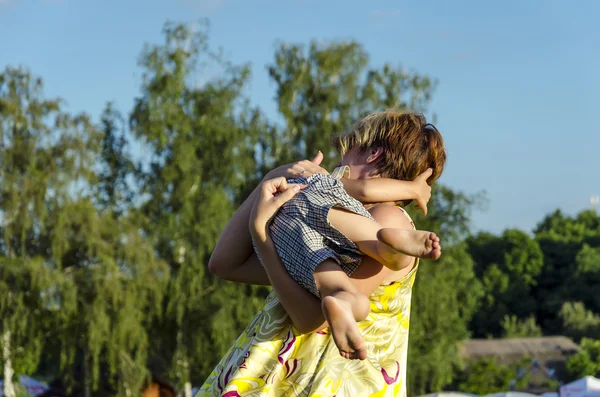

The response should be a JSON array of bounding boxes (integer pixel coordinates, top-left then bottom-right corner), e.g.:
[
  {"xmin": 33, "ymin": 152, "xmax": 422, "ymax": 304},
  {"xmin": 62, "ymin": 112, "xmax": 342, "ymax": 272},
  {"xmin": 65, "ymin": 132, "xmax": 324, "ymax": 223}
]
[
  {"xmin": 266, "ymin": 151, "xmax": 329, "ymax": 180},
  {"xmin": 250, "ymin": 177, "xmax": 303, "ymax": 241},
  {"xmin": 412, "ymin": 169, "xmax": 433, "ymax": 215}
]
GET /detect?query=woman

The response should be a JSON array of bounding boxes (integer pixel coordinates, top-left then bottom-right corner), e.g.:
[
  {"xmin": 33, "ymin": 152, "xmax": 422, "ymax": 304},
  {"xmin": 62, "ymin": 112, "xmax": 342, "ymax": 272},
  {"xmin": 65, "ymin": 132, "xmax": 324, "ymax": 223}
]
[{"xmin": 200, "ymin": 111, "xmax": 446, "ymax": 396}]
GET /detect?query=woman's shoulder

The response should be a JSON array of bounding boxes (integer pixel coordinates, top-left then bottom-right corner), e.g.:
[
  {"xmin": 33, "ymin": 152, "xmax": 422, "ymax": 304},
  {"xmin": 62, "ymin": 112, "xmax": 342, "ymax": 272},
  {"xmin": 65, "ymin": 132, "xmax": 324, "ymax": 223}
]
[
  {"xmin": 367, "ymin": 204, "xmax": 419, "ymax": 286},
  {"xmin": 368, "ymin": 203, "xmax": 415, "ymax": 230},
  {"xmin": 395, "ymin": 206, "xmax": 416, "ymax": 230}
]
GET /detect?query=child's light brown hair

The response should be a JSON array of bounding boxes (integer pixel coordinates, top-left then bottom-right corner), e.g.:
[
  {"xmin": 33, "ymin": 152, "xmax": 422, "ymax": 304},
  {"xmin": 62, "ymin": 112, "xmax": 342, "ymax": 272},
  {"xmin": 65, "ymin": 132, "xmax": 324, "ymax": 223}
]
[{"xmin": 334, "ymin": 110, "xmax": 447, "ymax": 205}]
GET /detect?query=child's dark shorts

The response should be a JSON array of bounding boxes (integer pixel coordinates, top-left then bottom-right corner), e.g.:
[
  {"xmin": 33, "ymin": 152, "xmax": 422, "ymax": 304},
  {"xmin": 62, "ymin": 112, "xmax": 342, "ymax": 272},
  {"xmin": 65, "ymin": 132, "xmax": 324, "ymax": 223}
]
[{"xmin": 268, "ymin": 173, "xmax": 375, "ymax": 297}]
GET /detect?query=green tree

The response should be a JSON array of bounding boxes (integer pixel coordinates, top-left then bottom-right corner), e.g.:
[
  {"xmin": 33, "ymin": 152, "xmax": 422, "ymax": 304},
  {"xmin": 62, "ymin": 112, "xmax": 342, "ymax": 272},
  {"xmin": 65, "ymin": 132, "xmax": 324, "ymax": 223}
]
[
  {"xmin": 410, "ymin": 186, "xmax": 485, "ymax": 245},
  {"xmin": 0, "ymin": 66, "xmax": 88, "ymax": 397},
  {"xmin": 265, "ymin": 40, "xmax": 436, "ymax": 171},
  {"xmin": 566, "ymin": 338, "xmax": 600, "ymax": 380},
  {"xmin": 467, "ymin": 229, "xmax": 544, "ymax": 337},
  {"xmin": 454, "ymin": 357, "xmax": 518, "ymax": 395},
  {"xmin": 501, "ymin": 315, "xmax": 543, "ymax": 338},
  {"xmin": 572, "ymin": 244, "xmax": 600, "ymax": 312},
  {"xmin": 405, "ymin": 186, "xmax": 484, "ymax": 393},
  {"xmin": 129, "ymin": 22, "xmax": 267, "ymax": 394},
  {"xmin": 95, "ymin": 103, "xmax": 135, "ymax": 214},
  {"xmin": 0, "ymin": 66, "xmax": 166, "ymax": 397},
  {"xmin": 51, "ymin": 203, "xmax": 167, "ymax": 397},
  {"xmin": 560, "ymin": 302, "xmax": 600, "ymax": 342},
  {"xmin": 534, "ymin": 210, "xmax": 600, "ymax": 334},
  {"xmin": 454, "ymin": 357, "xmax": 537, "ymax": 394},
  {"xmin": 408, "ymin": 242, "xmax": 483, "ymax": 394}
]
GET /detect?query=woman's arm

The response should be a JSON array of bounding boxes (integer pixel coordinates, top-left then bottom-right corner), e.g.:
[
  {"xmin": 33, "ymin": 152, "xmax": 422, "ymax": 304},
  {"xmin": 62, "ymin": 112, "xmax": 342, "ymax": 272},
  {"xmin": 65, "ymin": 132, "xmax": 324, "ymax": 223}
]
[
  {"xmin": 207, "ymin": 184, "xmax": 269, "ymax": 283},
  {"xmin": 250, "ymin": 178, "xmax": 416, "ymax": 334},
  {"xmin": 342, "ymin": 168, "xmax": 433, "ymax": 214}
]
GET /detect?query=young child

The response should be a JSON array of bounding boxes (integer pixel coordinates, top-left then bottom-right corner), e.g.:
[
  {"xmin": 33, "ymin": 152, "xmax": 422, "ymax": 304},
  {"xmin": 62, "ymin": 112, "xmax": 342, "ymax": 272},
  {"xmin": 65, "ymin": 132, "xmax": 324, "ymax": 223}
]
[{"xmin": 259, "ymin": 111, "xmax": 446, "ymax": 360}]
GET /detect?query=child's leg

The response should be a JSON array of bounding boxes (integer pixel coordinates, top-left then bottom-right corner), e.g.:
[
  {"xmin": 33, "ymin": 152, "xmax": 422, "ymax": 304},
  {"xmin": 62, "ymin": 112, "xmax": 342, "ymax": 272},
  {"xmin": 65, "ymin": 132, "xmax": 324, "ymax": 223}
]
[
  {"xmin": 327, "ymin": 208, "xmax": 441, "ymax": 271},
  {"xmin": 313, "ymin": 259, "xmax": 370, "ymax": 360}
]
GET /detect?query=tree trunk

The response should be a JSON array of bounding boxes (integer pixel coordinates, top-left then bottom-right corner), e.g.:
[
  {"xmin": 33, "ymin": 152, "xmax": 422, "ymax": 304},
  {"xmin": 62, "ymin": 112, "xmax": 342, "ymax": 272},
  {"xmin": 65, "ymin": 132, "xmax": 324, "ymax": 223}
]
[
  {"xmin": 83, "ymin": 347, "xmax": 91, "ymax": 397},
  {"xmin": 2, "ymin": 330, "xmax": 16, "ymax": 397},
  {"xmin": 184, "ymin": 381, "xmax": 192, "ymax": 397},
  {"xmin": 182, "ymin": 354, "xmax": 192, "ymax": 397}
]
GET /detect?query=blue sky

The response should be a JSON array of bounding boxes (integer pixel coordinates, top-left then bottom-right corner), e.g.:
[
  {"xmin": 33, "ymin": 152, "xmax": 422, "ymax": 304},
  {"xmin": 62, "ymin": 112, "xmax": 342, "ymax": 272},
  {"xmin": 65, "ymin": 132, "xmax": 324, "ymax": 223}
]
[{"xmin": 1, "ymin": 0, "xmax": 598, "ymax": 234}]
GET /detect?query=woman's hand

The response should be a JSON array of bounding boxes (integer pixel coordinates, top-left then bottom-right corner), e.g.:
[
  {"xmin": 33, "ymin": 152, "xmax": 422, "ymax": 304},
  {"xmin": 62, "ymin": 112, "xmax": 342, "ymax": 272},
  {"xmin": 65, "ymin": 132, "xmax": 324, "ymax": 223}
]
[
  {"xmin": 249, "ymin": 177, "xmax": 302, "ymax": 242},
  {"xmin": 265, "ymin": 151, "xmax": 329, "ymax": 180}
]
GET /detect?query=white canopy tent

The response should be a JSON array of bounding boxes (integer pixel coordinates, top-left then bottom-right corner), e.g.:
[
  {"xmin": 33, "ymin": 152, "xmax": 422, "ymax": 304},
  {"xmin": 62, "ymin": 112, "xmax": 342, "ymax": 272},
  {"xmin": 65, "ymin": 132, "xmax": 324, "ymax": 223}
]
[
  {"xmin": 0, "ymin": 374, "xmax": 49, "ymax": 396},
  {"xmin": 540, "ymin": 392, "xmax": 559, "ymax": 397},
  {"xmin": 419, "ymin": 393, "xmax": 479, "ymax": 397},
  {"xmin": 560, "ymin": 376, "xmax": 600, "ymax": 397},
  {"xmin": 484, "ymin": 393, "xmax": 538, "ymax": 397}
]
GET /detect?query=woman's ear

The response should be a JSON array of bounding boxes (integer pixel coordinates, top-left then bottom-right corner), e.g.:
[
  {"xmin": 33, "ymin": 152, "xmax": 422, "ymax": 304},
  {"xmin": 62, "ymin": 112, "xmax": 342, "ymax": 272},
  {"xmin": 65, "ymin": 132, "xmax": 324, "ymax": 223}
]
[{"xmin": 366, "ymin": 146, "xmax": 384, "ymax": 164}]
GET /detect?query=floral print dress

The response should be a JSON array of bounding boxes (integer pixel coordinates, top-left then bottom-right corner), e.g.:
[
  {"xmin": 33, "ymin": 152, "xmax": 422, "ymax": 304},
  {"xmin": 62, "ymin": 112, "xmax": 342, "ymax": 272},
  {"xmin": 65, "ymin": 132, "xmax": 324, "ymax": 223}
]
[{"xmin": 198, "ymin": 208, "xmax": 418, "ymax": 397}]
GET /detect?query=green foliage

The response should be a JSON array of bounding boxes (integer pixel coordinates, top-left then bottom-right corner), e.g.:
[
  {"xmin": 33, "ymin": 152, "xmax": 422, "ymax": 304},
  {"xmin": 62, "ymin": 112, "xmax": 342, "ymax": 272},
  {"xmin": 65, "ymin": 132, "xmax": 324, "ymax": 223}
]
[
  {"xmin": 572, "ymin": 245, "xmax": 600, "ymax": 312},
  {"xmin": 566, "ymin": 338, "xmax": 600, "ymax": 380},
  {"xmin": 0, "ymin": 65, "xmax": 92, "ymax": 380},
  {"xmin": 0, "ymin": 65, "xmax": 167, "ymax": 396},
  {"xmin": 501, "ymin": 315, "xmax": 543, "ymax": 338},
  {"xmin": 52, "ymin": 202, "xmax": 167, "ymax": 396},
  {"xmin": 409, "ymin": 185, "xmax": 486, "ymax": 245},
  {"xmin": 407, "ymin": 187, "xmax": 486, "ymax": 392},
  {"xmin": 467, "ymin": 229, "xmax": 544, "ymax": 337},
  {"xmin": 454, "ymin": 357, "xmax": 518, "ymax": 394},
  {"xmin": 95, "ymin": 103, "xmax": 135, "ymax": 214},
  {"xmin": 408, "ymin": 242, "xmax": 483, "ymax": 394},
  {"xmin": 560, "ymin": 302, "xmax": 600, "ymax": 342},
  {"xmin": 265, "ymin": 40, "xmax": 436, "ymax": 171},
  {"xmin": 534, "ymin": 210, "xmax": 600, "ymax": 333},
  {"xmin": 465, "ymin": 209, "xmax": 600, "ymax": 343},
  {"xmin": 129, "ymin": 22, "xmax": 267, "ymax": 388}
]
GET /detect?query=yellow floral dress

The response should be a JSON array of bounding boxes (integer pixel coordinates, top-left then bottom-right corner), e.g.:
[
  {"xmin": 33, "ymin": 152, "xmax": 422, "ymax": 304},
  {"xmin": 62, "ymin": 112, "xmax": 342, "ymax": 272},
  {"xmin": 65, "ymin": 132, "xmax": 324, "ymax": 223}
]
[{"xmin": 198, "ymin": 208, "xmax": 418, "ymax": 397}]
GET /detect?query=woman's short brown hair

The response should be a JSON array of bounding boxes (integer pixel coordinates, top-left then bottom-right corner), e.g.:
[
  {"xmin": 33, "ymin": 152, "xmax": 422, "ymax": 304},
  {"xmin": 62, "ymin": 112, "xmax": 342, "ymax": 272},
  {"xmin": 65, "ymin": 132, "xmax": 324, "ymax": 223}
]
[{"xmin": 334, "ymin": 110, "xmax": 446, "ymax": 186}]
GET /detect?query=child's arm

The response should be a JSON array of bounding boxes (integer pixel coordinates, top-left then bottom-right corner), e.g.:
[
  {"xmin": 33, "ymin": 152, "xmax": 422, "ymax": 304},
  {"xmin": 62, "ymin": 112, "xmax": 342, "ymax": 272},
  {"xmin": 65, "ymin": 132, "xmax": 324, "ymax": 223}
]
[{"xmin": 342, "ymin": 168, "xmax": 433, "ymax": 214}]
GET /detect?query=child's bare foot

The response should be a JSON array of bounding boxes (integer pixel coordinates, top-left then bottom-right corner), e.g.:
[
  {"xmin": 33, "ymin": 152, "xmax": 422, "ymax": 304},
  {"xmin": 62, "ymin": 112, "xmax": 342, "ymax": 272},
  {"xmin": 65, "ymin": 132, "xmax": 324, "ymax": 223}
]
[
  {"xmin": 322, "ymin": 292, "xmax": 369, "ymax": 360},
  {"xmin": 377, "ymin": 228, "xmax": 441, "ymax": 261}
]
